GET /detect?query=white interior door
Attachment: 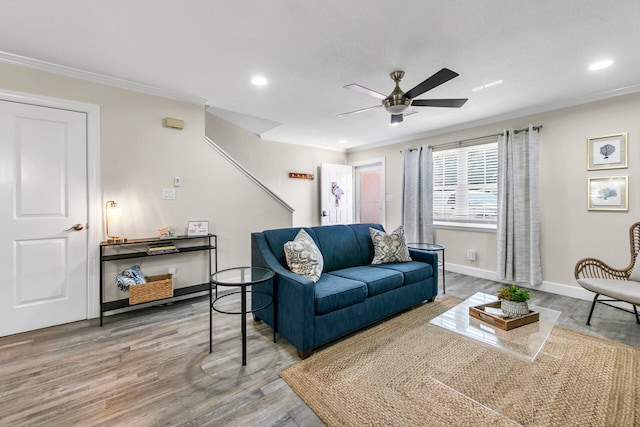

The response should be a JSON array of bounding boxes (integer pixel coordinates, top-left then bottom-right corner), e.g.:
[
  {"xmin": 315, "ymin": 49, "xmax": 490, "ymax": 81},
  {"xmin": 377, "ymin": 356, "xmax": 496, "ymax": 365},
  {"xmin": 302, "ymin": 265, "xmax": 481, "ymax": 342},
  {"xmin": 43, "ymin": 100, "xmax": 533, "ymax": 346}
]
[
  {"xmin": 0, "ymin": 100, "xmax": 88, "ymax": 337},
  {"xmin": 320, "ymin": 163, "xmax": 354, "ymax": 225}
]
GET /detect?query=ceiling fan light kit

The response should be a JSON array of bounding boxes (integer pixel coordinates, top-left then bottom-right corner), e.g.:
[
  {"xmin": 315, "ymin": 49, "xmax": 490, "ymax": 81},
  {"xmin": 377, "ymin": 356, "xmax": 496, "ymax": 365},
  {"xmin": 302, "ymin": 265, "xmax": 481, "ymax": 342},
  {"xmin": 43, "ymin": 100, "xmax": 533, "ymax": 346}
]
[
  {"xmin": 340, "ymin": 68, "xmax": 469, "ymax": 125},
  {"xmin": 383, "ymin": 71, "xmax": 412, "ymax": 114}
]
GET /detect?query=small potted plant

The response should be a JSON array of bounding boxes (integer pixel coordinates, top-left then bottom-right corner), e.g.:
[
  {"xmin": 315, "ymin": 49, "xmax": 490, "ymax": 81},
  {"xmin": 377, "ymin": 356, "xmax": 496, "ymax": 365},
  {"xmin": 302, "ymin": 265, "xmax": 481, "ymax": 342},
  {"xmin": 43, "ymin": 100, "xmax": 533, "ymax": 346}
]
[{"xmin": 497, "ymin": 284, "xmax": 531, "ymax": 317}]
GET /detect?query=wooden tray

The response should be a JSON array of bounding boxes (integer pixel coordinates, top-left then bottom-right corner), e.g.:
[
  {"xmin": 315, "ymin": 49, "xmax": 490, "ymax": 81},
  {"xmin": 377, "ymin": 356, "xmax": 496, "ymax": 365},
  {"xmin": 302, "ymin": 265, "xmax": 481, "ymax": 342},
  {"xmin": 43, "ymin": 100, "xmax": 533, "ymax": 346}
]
[{"xmin": 469, "ymin": 300, "xmax": 539, "ymax": 331}]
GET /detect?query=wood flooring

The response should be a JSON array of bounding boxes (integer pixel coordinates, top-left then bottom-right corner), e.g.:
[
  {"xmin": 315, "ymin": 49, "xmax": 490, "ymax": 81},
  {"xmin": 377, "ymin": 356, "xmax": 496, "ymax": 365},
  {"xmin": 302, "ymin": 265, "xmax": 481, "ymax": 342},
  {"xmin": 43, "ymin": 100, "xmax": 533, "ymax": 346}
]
[{"xmin": 0, "ymin": 273, "xmax": 637, "ymax": 426}]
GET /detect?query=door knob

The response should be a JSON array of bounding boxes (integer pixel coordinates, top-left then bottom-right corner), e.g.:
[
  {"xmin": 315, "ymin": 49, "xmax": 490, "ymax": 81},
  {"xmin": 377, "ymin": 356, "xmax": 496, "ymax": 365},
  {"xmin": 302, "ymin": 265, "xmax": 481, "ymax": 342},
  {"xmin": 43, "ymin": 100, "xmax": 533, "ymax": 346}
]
[{"xmin": 65, "ymin": 224, "xmax": 84, "ymax": 231}]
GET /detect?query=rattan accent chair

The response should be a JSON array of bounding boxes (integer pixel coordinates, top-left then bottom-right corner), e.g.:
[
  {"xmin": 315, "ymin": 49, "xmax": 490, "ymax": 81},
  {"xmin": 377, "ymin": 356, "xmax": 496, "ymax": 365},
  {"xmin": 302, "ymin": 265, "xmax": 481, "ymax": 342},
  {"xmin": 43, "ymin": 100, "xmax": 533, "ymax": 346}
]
[{"xmin": 574, "ymin": 222, "xmax": 640, "ymax": 325}]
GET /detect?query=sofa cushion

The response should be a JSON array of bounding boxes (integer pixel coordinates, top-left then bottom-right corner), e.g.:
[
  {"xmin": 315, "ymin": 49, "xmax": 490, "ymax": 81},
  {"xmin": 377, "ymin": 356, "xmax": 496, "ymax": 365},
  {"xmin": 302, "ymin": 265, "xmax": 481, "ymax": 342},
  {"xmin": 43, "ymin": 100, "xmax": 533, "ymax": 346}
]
[
  {"xmin": 314, "ymin": 274, "xmax": 367, "ymax": 315},
  {"xmin": 372, "ymin": 261, "xmax": 434, "ymax": 285},
  {"xmin": 313, "ymin": 225, "xmax": 370, "ymax": 272},
  {"xmin": 330, "ymin": 266, "xmax": 404, "ymax": 297},
  {"xmin": 370, "ymin": 226, "xmax": 411, "ymax": 264},
  {"xmin": 347, "ymin": 223, "xmax": 385, "ymax": 264},
  {"xmin": 284, "ymin": 229, "xmax": 324, "ymax": 282}
]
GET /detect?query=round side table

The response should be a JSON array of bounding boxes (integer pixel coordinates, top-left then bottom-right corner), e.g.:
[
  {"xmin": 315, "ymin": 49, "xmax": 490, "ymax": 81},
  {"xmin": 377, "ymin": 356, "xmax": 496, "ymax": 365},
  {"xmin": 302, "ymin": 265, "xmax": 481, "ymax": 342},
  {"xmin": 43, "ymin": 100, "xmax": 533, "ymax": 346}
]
[{"xmin": 210, "ymin": 266, "xmax": 274, "ymax": 366}]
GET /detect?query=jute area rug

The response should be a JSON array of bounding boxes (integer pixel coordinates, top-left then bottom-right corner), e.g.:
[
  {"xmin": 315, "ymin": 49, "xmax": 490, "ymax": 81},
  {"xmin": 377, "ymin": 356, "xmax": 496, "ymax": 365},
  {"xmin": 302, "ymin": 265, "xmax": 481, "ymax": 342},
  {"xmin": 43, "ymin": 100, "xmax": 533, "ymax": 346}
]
[{"xmin": 280, "ymin": 296, "xmax": 639, "ymax": 426}]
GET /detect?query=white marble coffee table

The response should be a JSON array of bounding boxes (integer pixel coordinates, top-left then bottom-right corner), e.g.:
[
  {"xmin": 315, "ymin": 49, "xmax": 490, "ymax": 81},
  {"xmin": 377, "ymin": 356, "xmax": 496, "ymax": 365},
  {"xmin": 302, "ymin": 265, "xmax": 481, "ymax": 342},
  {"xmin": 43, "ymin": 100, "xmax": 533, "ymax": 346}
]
[{"xmin": 430, "ymin": 291, "xmax": 561, "ymax": 362}]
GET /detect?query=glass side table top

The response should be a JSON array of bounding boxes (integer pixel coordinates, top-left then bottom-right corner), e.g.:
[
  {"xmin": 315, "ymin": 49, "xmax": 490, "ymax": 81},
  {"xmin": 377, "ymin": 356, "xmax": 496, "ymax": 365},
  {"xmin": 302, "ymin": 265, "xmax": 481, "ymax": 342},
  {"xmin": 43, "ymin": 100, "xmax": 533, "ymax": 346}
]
[
  {"xmin": 408, "ymin": 243, "xmax": 444, "ymax": 251},
  {"xmin": 211, "ymin": 266, "xmax": 274, "ymax": 286},
  {"xmin": 430, "ymin": 292, "xmax": 561, "ymax": 362}
]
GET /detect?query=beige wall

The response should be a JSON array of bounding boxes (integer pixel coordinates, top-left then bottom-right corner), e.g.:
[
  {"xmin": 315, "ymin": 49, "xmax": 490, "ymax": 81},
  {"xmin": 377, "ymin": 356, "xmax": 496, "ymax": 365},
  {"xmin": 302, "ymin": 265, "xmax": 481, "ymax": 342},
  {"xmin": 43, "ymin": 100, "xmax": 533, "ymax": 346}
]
[
  {"xmin": 0, "ymin": 62, "xmax": 292, "ymax": 303},
  {"xmin": 206, "ymin": 113, "xmax": 347, "ymax": 227},
  {"xmin": 3, "ymin": 59, "xmax": 639, "ymax": 300},
  {"xmin": 349, "ymin": 92, "xmax": 640, "ymax": 292}
]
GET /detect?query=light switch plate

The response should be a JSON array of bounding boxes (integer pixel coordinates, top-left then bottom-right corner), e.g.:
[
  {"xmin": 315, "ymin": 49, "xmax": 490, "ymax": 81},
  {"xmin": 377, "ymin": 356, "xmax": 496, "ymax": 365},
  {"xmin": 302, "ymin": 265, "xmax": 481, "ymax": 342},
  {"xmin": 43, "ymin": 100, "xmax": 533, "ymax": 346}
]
[{"xmin": 162, "ymin": 188, "xmax": 176, "ymax": 200}]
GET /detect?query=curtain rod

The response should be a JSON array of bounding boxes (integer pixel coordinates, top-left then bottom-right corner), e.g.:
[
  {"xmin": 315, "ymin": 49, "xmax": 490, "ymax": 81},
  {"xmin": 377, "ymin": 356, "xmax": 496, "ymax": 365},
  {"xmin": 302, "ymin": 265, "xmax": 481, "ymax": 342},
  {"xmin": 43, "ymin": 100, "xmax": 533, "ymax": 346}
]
[{"xmin": 402, "ymin": 125, "xmax": 543, "ymax": 152}]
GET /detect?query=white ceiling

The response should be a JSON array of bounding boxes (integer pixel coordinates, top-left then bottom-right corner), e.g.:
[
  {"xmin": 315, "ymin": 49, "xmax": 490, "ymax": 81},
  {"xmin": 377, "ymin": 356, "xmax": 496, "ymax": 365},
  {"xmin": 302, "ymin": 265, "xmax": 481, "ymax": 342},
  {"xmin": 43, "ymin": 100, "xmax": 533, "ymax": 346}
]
[{"xmin": 1, "ymin": 1, "xmax": 640, "ymax": 151}]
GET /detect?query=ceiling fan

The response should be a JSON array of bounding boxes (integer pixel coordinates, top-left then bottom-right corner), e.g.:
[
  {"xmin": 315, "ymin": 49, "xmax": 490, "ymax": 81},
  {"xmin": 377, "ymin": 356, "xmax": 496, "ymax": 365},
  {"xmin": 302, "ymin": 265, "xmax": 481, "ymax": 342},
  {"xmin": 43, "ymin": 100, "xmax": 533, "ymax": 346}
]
[{"xmin": 338, "ymin": 68, "xmax": 468, "ymax": 125}]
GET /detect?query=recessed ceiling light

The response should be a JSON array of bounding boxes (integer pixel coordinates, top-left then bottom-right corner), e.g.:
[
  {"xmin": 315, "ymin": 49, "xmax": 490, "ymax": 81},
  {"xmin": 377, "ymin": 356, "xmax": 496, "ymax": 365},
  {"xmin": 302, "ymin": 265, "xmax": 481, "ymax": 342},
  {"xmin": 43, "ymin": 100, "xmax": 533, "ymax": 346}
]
[
  {"xmin": 339, "ymin": 139, "xmax": 346, "ymax": 144},
  {"xmin": 588, "ymin": 59, "xmax": 614, "ymax": 71},
  {"xmin": 251, "ymin": 75, "xmax": 268, "ymax": 86}
]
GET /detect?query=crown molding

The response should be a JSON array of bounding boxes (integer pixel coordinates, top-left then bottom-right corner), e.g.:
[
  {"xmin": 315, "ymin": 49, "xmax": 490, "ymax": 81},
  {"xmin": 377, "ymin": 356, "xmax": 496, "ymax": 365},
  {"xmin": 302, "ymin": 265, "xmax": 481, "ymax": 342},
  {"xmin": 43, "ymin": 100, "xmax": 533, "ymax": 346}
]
[{"xmin": 0, "ymin": 51, "xmax": 208, "ymax": 106}]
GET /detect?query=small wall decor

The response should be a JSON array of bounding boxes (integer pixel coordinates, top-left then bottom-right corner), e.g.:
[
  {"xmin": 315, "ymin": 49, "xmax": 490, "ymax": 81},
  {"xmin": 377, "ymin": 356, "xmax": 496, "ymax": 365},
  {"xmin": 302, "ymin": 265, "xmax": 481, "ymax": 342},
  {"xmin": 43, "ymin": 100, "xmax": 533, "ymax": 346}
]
[
  {"xmin": 157, "ymin": 224, "xmax": 176, "ymax": 239},
  {"xmin": 587, "ymin": 133, "xmax": 627, "ymax": 170},
  {"xmin": 187, "ymin": 220, "xmax": 209, "ymax": 236},
  {"xmin": 163, "ymin": 117, "xmax": 184, "ymax": 130},
  {"xmin": 588, "ymin": 176, "xmax": 628, "ymax": 211},
  {"xmin": 331, "ymin": 182, "xmax": 344, "ymax": 207},
  {"xmin": 289, "ymin": 172, "xmax": 315, "ymax": 180}
]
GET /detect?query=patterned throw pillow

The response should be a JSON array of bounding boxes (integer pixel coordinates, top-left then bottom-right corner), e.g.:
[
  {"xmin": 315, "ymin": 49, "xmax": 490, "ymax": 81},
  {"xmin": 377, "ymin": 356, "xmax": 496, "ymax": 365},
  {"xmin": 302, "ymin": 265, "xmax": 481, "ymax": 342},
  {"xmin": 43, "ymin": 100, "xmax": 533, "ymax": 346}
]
[
  {"xmin": 370, "ymin": 226, "xmax": 411, "ymax": 264},
  {"xmin": 284, "ymin": 229, "xmax": 324, "ymax": 282}
]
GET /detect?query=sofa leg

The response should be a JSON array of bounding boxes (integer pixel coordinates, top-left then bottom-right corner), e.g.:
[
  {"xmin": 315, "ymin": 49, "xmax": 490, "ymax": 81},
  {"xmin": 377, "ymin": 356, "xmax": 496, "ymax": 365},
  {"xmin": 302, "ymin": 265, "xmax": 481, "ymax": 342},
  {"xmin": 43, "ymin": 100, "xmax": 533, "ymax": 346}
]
[
  {"xmin": 297, "ymin": 348, "xmax": 314, "ymax": 359},
  {"xmin": 428, "ymin": 296, "xmax": 436, "ymax": 303}
]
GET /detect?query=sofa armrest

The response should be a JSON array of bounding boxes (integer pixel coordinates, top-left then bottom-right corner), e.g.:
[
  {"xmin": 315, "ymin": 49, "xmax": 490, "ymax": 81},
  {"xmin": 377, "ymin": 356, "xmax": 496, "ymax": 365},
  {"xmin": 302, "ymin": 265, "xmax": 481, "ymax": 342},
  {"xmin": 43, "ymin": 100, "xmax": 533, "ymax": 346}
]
[
  {"xmin": 251, "ymin": 233, "xmax": 317, "ymax": 351},
  {"xmin": 409, "ymin": 248, "xmax": 439, "ymax": 296},
  {"xmin": 409, "ymin": 248, "xmax": 438, "ymax": 266}
]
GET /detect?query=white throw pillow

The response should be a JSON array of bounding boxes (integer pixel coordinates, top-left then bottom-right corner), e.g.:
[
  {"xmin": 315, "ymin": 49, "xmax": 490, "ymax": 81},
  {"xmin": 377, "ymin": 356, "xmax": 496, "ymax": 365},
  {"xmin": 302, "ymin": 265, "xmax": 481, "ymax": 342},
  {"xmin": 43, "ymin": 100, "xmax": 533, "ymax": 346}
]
[
  {"xmin": 284, "ymin": 229, "xmax": 324, "ymax": 282},
  {"xmin": 370, "ymin": 226, "xmax": 412, "ymax": 265}
]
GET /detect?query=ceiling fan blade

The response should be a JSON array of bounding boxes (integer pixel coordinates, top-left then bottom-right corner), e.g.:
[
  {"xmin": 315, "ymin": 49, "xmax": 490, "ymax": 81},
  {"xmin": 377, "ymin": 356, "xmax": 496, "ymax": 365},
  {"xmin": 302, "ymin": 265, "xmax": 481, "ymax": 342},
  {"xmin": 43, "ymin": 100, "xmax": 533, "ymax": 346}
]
[
  {"xmin": 411, "ymin": 98, "xmax": 468, "ymax": 108},
  {"xmin": 405, "ymin": 68, "xmax": 459, "ymax": 100},
  {"xmin": 336, "ymin": 105, "xmax": 382, "ymax": 117},
  {"xmin": 390, "ymin": 114, "xmax": 403, "ymax": 125},
  {"xmin": 344, "ymin": 83, "xmax": 387, "ymax": 100}
]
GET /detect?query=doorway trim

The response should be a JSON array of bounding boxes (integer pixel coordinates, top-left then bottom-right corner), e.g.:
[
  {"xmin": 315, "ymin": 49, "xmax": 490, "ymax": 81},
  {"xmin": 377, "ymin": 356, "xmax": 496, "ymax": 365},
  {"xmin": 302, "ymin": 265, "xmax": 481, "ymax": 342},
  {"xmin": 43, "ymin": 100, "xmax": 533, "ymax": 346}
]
[
  {"xmin": 0, "ymin": 88, "xmax": 101, "ymax": 319},
  {"xmin": 351, "ymin": 157, "xmax": 386, "ymax": 228}
]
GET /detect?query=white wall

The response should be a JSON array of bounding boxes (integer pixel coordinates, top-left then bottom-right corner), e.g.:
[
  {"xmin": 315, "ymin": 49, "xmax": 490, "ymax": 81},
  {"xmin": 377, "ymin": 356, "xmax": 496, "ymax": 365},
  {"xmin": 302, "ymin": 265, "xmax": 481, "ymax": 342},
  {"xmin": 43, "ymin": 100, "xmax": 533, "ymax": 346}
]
[
  {"xmin": 0, "ymin": 61, "xmax": 293, "ymax": 303},
  {"xmin": 206, "ymin": 113, "xmax": 348, "ymax": 227},
  {"xmin": 349, "ymin": 92, "xmax": 640, "ymax": 295}
]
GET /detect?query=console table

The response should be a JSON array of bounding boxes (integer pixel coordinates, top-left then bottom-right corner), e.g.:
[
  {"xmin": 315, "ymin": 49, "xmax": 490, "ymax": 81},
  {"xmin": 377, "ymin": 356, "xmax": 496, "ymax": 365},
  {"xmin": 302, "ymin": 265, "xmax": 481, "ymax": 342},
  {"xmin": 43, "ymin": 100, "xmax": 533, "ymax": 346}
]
[{"xmin": 99, "ymin": 234, "xmax": 216, "ymax": 325}]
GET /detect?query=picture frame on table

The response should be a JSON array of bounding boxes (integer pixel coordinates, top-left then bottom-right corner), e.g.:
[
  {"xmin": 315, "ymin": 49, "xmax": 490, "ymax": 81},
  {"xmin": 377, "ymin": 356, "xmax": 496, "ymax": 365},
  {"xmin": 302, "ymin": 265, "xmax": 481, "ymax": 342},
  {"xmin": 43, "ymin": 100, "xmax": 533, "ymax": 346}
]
[
  {"xmin": 587, "ymin": 176, "xmax": 628, "ymax": 211},
  {"xmin": 587, "ymin": 133, "xmax": 627, "ymax": 170},
  {"xmin": 187, "ymin": 220, "xmax": 209, "ymax": 236}
]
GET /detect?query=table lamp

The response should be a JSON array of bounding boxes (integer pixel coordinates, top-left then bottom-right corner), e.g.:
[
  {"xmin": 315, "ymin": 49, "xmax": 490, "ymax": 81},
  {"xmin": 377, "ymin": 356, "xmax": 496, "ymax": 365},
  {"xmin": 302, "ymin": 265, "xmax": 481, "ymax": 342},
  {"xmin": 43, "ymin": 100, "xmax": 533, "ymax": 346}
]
[{"xmin": 105, "ymin": 200, "xmax": 127, "ymax": 243}]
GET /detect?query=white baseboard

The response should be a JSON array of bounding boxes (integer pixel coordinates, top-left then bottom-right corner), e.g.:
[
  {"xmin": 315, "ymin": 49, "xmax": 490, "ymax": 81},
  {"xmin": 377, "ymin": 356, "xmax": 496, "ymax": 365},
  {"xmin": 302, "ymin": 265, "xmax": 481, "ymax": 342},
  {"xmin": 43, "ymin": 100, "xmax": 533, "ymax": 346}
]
[{"xmin": 445, "ymin": 263, "xmax": 595, "ymax": 302}]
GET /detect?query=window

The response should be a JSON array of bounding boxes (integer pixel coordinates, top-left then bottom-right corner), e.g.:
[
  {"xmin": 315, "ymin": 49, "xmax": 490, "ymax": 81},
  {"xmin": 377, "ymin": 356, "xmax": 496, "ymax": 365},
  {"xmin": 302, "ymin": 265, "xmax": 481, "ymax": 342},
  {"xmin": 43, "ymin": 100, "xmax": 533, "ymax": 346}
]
[{"xmin": 433, "ymin": 140, "xmax": 498, "ymax": 226}]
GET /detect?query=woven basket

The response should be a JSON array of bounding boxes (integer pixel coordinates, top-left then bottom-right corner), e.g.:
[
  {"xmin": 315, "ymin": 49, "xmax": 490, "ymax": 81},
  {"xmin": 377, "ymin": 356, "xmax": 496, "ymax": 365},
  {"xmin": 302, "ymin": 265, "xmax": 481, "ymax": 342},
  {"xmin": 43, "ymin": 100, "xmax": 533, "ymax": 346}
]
[{"xmin": 129, "ymin": 274, "xmax": 174, "ymax": 305}]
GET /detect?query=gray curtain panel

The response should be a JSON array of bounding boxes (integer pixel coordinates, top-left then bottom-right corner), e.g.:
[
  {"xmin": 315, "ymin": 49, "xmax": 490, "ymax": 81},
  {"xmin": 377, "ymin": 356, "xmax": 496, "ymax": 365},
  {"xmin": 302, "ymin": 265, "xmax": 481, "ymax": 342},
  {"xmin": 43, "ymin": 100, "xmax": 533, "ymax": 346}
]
[
  {"xmin": 496, "ymin": 126, "xmax": 542, "ymax": 285},
  {"xmin": 402, "ymin": 145, "xmax": 434, "ymax": 244}
]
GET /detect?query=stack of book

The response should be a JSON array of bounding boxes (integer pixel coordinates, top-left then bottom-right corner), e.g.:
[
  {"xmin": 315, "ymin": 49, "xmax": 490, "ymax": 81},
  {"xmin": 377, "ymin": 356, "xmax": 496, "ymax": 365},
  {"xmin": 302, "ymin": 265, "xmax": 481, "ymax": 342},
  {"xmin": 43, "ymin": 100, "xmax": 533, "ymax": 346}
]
[{"xmin": 147, "ymin": 242, "xmax": 179, "ymax": 255}]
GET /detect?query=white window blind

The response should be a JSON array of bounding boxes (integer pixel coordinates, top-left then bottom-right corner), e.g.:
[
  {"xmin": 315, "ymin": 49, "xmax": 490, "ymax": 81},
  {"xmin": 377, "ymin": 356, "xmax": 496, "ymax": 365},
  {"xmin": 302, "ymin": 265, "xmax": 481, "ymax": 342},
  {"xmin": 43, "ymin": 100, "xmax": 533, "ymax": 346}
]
[{"xmin": 433, "ymin": 140, "xmax": 498, "ymax": 225}]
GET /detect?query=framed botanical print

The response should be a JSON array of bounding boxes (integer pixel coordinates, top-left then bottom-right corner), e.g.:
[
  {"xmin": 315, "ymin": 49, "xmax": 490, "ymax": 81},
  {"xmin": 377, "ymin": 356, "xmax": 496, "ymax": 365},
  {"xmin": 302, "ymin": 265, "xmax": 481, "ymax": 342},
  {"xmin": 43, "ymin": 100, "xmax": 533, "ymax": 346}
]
[
  {"xmin": 587, "ymin": 133, "xmax": 627, "ymax": 170},
  {"xmin": 187, "ymin": 220, "xmax": 209, "ymax": 236},
  {"xmin": 587, "ymin": 176, "xmax": 628, "ymax": 211}
]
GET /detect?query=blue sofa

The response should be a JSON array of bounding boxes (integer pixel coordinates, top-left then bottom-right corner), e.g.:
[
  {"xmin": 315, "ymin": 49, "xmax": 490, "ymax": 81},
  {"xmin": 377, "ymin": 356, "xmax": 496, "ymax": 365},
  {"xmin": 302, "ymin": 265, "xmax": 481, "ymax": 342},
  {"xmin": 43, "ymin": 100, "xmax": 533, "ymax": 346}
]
[{"xmin": 251, "ymin": 223, "xmax": 438, "ymax": 358}]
